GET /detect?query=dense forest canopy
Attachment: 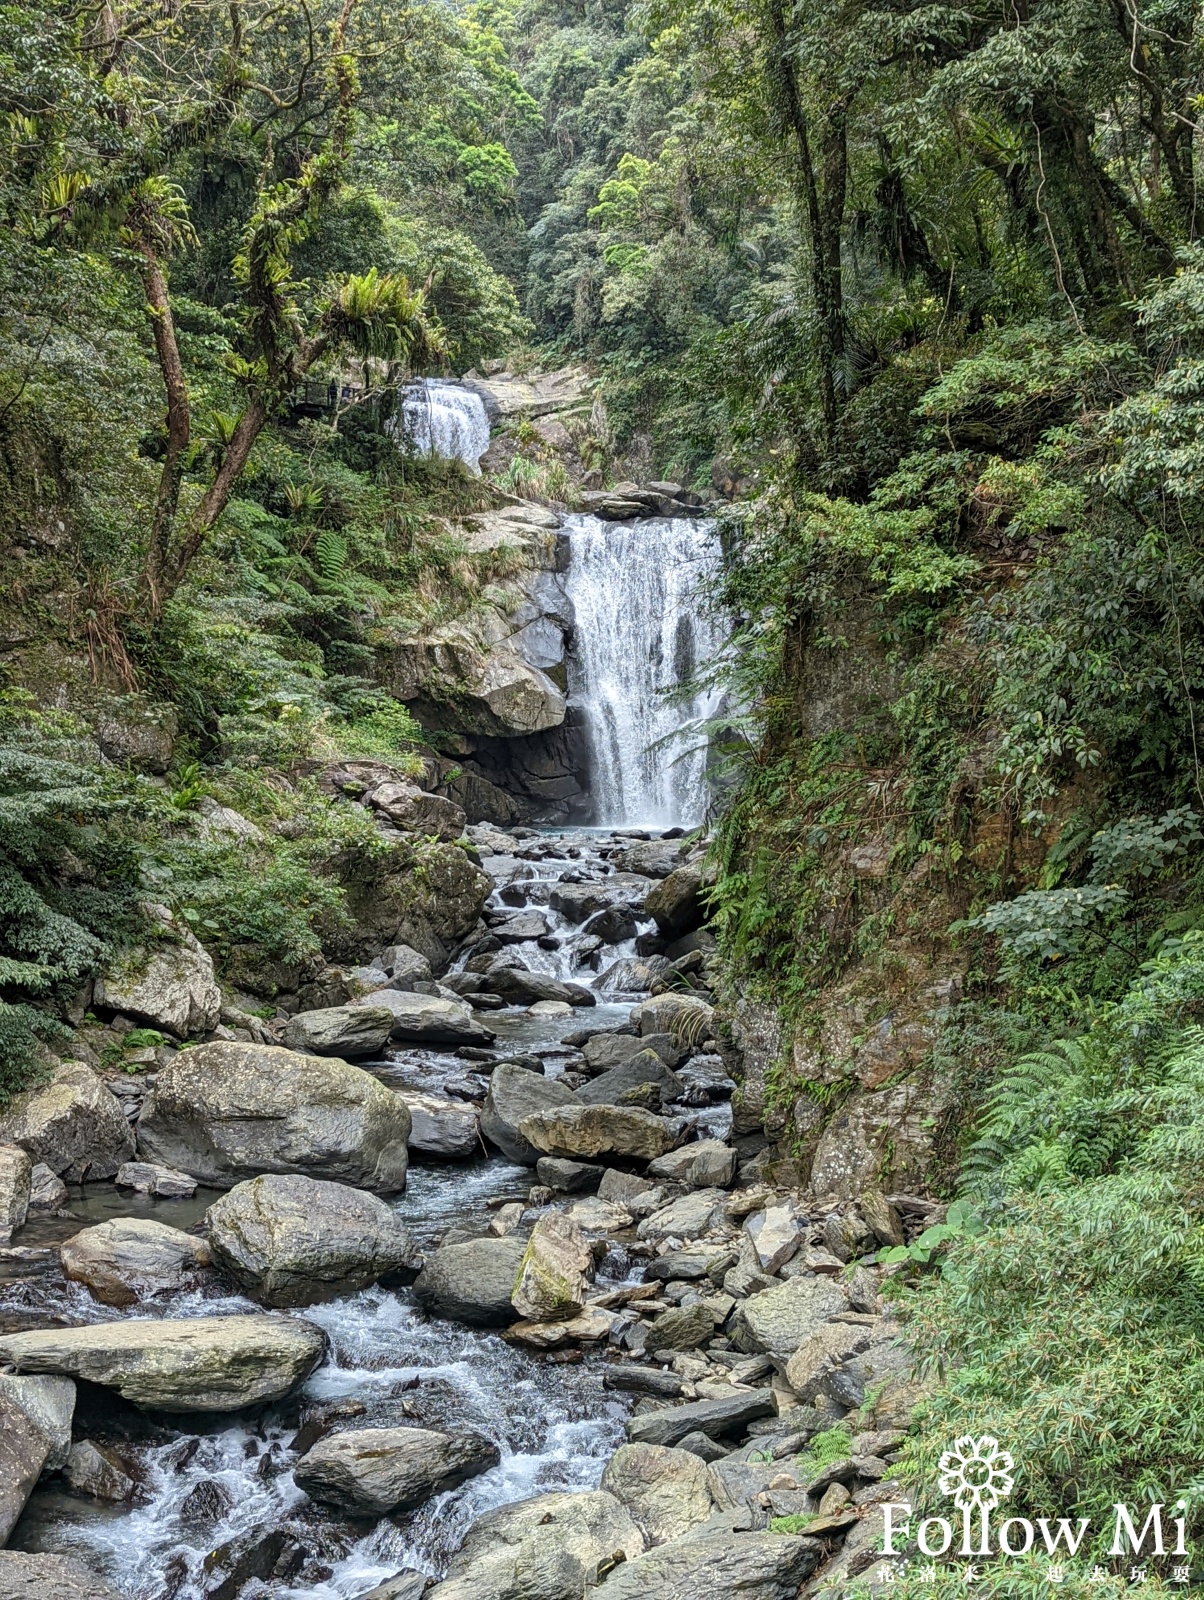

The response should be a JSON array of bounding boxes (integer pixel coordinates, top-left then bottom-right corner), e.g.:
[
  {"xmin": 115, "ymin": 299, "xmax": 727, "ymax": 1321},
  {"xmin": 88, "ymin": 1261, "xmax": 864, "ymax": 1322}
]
[{"xmin": 4, "ymin": 0, "xmax": 1204, "ymax": 1587}]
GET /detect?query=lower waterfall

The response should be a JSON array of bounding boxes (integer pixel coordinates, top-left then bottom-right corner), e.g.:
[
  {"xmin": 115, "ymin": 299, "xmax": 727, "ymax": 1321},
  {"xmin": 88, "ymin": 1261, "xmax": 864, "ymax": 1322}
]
[{"xmin": 564, "ymin": 513, "xmax": 724, "ymax": 829}]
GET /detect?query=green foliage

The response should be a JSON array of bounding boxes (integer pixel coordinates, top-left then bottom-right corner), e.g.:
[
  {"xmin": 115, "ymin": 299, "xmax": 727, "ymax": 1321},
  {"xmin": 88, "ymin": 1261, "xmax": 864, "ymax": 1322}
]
[{"xmin": 877, "ymin": 1199, "xmax": 984, "ymax": 1273}]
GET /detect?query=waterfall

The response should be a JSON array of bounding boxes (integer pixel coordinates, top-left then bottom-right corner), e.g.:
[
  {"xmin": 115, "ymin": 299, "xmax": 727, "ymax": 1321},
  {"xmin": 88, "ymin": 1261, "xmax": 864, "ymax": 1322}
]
[
  {"xmin": 393, "ymin": 379, "xmax": 491, "ymax": 472},
  {"xmin": 564, "ymin": 513, "xmax": 724, "ymax": 829}
]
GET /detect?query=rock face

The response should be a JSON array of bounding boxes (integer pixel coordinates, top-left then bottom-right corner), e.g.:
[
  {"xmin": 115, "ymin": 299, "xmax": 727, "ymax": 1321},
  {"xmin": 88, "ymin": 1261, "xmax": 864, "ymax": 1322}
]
[
  {"xmin": 594, "ymin": 1530, "xmax": 823, "ymax": 1598},
  {"xmin": 647, "ymin": 1140, "xmax": 735, "ymax": 1188},
  {"xmin": 0, "ymin": 1062, "xmax": 134, "ymax": 1181},
  {"xmin": 0, "ymin": 1144, "xmax": 31, "ymax": 1236},
  {"xmin": 94, "ymin": 923, "xmax": 222, "ymax": 1038},
  {"xmin": 481, "ymin": 1064, "xmax": 577, "ymax": 1165},
  {"xmin": 0, "ymin": 1390, "xmax": 49, "ymax": 1543},
  {"xmin": 808, "ymin": 1076, "xmax": 947, "ymax": 1198},
  {"xmin": 0, "ymin": 1316, "xmax": 326, "ymax": 1412},
  {"xmin": 425, "ymin": 1490, "xmax": 644, "ymax": 1600},
  {"xmin": 600, "ymin": 1444, "xmax": 714, "ymax": 1546},
  {"xmin": 294, "ymin": 1426, "xmax": 499, "ymax": 1515},
  {"xmin": 729, "ymin": 1276, "xmax": 847, "ymax": 1356},
  {"xmin": 0, "ymin": 1373, "xmax": 75, "ymax": 1471},
  {"xmin": 364, "ymin": 779, "xmax": 467, "ymax": 842},
  {"xmin": 412, "ymin": 1236, "xmax": 528, "ymax": 1327},
  {"xmin": 356, "ymin": 989, "xmax": 494, "ymax": 1046},
  {"xmin": 517, "ymin": 1104, "xmax": 674, "ymax": 1162},
  {"xmin": 0, "ymin": 1553, "xmax": 123, "ymax": 1600},
  {"xmin": 397, "ymin": 1091, "xmax": 480, "ymax": 1159},
  {"xmin": 136, "ymin": 1042, "xmax": 412, "ymax": 1192},
  {"xmin": 332, "ymin": 839, "xmax": 492, "ymax": 969},
  {"xmin": 511, "ymin": 1212, "xmax": 592, "ymax": 1322},
  {"xmin": 60, "ymin": 1218, "xmax": 211, "ymax": 1307},
  {"xmin": 205, "ymin": 1174, "xmax": 418, "ymax": 1307},
  {"xmin": 282, "ymin": 1005, "xmax": 395, "ymax": 1057}
]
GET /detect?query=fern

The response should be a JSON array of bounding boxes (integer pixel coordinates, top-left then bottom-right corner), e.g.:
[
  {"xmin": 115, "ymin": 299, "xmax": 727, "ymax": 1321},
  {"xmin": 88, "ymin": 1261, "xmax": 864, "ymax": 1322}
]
[{"xmin": 314, "ymin": 528, "xmax": 348, "ymax": 581}]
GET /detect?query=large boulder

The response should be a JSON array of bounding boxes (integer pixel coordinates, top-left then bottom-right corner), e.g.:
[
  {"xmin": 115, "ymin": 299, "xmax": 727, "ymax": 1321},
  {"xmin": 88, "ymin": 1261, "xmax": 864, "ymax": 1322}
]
[
  {"xmin": 481, "ymin": 1064, "xmax": 577, "ymax": 1165},
  {"xmin": 365, "ymin": 780, "xmax": 467, "ymax": 842},
  {"xmin": 329, "ymin": 838, "xmax": 491, "ymax": 968},
  {"xmin": 600, "ymin": 1445, "xmax": 714, "ymax": 1546},
  {"xmin": 517, "ymin": 1105, "xmax": 674, "ymax": 1162},
  {"xmin": 575, "ymin": 1053, "xmax": 684, "ymax": 1108},
  {"xmin": 60, "ymin": 1218, "xmax": 211, "ymax": 1308},
  {"xmin": 647, "ymin": 1140, "xmax": 735, "ymax": 1188},
  {"xmin": 0, "ymin": 1390, "xmax": 49, "ymax": 1543},
  {"xmin": 354, "ymin": 989, "xmax": 494, "ymax": 1046},
  {"xmin": 136, "ymin": 1042, "xmax": 411, "ymax": 1192},
  {"xmin": 0, "ymin": 1373, "xmax": 75, "ymax": 1471},
  {"xmin": 282, "ymin": 1005, "xmax": 395, "ymax": 1057},
  {"xmin": 0, "ymin": 1316, "xmax": 326, "ymax": 1412},
  {"xmin": 0, "ymin": 1144, "xmax": 30, "ymax": 1237},
  {"xmin": 636, "ymin": 1190, "xmax": 726, "ymax": 1243},
  {"xmin": 412, "ymin": 1236, "xmax": 528, "ymax": 1327},
  {"xmin": 611, "ymin": 841, "xmax": 690, "ymax": 879},
  {"xmin": 487, "ymin": 967, "xmax": 597, "ymax": 1008},
  {"xmin": 397, "ymin": 1091, "xmax": 480, "ymax": 1159},
  {"xmin": 294, "ymin": 1425, "xmax": 499, "ymax": 1514},
  {"xmin": 644, "ymin": 867, "xmax": 706, "ymax": 937},
  {"xmin": 205, "ymin": 1174, "xmax": 418, "ymax": 1307},
  {"xmin": 630, "ymin": 994, "xmax": 715, "ymax": 1044},
  {"xmin": 425, "ymin": 1490, "xmax": 643, "ymax": 1600},
  {"xmin": 0, "ymin": 1553, "xmax": 123, "ymax": 1600},
  {"xmin": 728, "ymin": 1276, "xmax": 847, "ymax": 1357},
  {"xmin": 594, "ymin": 1530, "xmax": 823, "ymax": 1598},
  {"xmin": 511, "ymin": 1212, "xmax": 592, "ymax": 1322},
  {"xmin": 549, "ymin": 876, "xmax": 650, "ymax": 924},
  {"xmin": 0, "ymin": 1062, "xmax": 134, "ymax": 1181},
  {"xmin": 94, "ymin": 919, "xmax": 221, "ymax": 1038}
]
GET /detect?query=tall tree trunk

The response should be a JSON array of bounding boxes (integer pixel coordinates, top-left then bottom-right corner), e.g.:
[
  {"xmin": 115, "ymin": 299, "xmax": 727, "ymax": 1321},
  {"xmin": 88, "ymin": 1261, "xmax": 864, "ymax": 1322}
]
[{"xmin": 139, "ymin": 244, "xmax": 191, "ymax": 619}]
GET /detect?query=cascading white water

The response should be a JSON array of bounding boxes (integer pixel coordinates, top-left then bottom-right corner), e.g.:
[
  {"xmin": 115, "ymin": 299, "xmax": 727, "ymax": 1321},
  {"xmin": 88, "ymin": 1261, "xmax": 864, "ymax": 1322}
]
[
  {"xmin": 565, "ymin": 514, "xmax": 724, "ymax": 829},
  {"xmin": 393, "ymin": 379, "xmax": 491, "ymax": 473}
]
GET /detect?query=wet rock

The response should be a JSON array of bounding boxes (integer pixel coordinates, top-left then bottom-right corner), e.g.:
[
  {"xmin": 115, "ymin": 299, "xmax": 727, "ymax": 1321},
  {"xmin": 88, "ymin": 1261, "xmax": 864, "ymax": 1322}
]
[
  {"xmin": 575, "ymin": 1052, "xmax": 684, "ymax": 1108},
  {"xmin": 202, "ymin": 1525, "xmax": 311, "ymax": 1599},
  {"xmin": 282, "ymin": 1005, "xmax": 395, "ymax": 1057},
  {"xmin": 295, "ymin": 1425, "xmax": 499, "ymax": 1515},
  {"xmin": 581, "ymin": 906, "xmax": 638, "ymax": 944},
  {"xmin": 115, "ymin": 1160, "xmax": 196, "ymax": 1198},
  {"xmin": 0, "ymin": 1145, "xmax": 30, "ymax": 1237},
  {"xmin": 636, "ymin": 1189, "xmax": 726, "ymax": 1242},
  {"xmin": 205, "ymin": 1174, "xmax": 418, "ymax": 1307},
  {"xmin": 0, "ymin": 1061, "xmax": 134, "ymax": 1181},
  {"xmin": 397, "ymin": 1091, "xmax": 480, "ymax": 1159},
  {"xmin": 493, "ymin": 911, "xmax": 551, "ymax": 943},
  {"xmin": 627, "ymin": 1389, "xmax": 776, "ymax": 1447},
  {"xmin": 365, "ymin": 780, "xmax": 466, "ymax": 842},
  {"xmin": 412, "ymin": 1235, "xmax": 528, "ymax": 1327},
  {"xmin": 0, "ymin": 1553, "xmax": 123, "ymax": 1599},
  {"xmin": 355, "ymin": 989, "xmax": 494, "ymax": 1047},
  {"xmin": 180, "ymin": 1477, "xmax": 235, "ymax": 1530},
  {"xmin": 600, "ymin": 1443, "xmax": 714, "ymax": 1546},
  {"xmin": 644, "ymin": 866, "xmax": 706, "ymax": 937},
  {"xmin": 549, "ymin": 878, "xmax": 650, "ymax": 924},
  {"xmin": 486, "ymin": 966, "xmax": 597, "ymax": 1008},
  {"xmin": 136, "ymin": 1041, "xmax": 412, "ymax": 1192},
  {"xmin": 0, "ymin": 1314, "xmax": 326, "ymax": 1411},
  {"xmin": 0, "ymin": 1373, "xmax": 74, "ymax": 1470},
  {"xmin": 27, "ymin": 1161, "xmax": 67, "ymax": 1210},
  {"xmin": 358, "ymin": 1573, "xmax": 432, "ymax": 1600},
  {"xmin": 94, "ymin": 918, "xmax": 222, "ymax": 1038},
  {"xmin": 647, "ymin": 1140, "xmax": 735, "ymax": 1188},
  {"xmin": 728, "ymin": 1276, "xmax": 847, "ymax": 1357},
  {"xmin": 744, "ymin": 1203, "xmax": 806, "ymax": 1272},
  {"xmin": 0, "ymin": 1391, "xmax": 49, "ymax": 1542},
  {"xmin": 511, "ymin": 1212, "xmax": 592, "ymax": 1321},
  {"xmin": 535, "ymin": 1157, "xmax": 602, "ymax": 1194},
  {"xmin": 518, "ymin": 1104, "xmax": 674, "ymax": 1162},
  {"xmin": 424, "ymin": 1489, "xmax": 643, "ymax": 1600},
  {"xmin": 60, "ymin": 1218, "xmax": 211, "ymax": 1307},
  {"xmin": 594, "ymin": 956, "xmax": 671, "ymax": 994},
  {"xmin": 481, "ymin": 1063, "xmax": 578, "ymax": 1165},
  {"xmin": 63, "ymin": 1439, "xmax": 136, "ymax": 1501}
]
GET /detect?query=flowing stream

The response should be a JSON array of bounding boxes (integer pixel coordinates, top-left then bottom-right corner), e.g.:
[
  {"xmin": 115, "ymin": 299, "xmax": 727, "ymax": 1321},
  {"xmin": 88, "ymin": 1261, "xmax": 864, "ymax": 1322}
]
[
  {"xmin": 564, "ymin": 514, "xmax": 724, "ymax": 829},
  {"xmin": 1, "ymin": 504, "xmax": 726, "ymax": 1599}
]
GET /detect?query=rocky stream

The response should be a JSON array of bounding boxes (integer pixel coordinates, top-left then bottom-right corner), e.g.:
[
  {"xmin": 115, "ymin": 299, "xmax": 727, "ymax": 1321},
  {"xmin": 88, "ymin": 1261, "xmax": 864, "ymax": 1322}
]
[{"xmin": 0, "ymin": 498, "xmax": 928, "ymax": 1600}]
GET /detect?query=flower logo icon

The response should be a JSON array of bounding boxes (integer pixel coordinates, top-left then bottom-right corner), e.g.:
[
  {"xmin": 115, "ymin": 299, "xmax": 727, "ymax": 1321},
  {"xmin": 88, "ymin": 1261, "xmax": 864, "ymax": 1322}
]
[{"xmin": 939, "ymin": 1435, "xmax": 1016, "ymax": 1514}]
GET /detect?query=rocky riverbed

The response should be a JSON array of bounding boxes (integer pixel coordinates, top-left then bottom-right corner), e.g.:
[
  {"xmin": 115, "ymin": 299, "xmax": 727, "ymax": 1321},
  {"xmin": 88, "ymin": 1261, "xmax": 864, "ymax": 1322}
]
[{"xmin": 0, "ymin": 823, "xmax": 928, "ymax": 1600}]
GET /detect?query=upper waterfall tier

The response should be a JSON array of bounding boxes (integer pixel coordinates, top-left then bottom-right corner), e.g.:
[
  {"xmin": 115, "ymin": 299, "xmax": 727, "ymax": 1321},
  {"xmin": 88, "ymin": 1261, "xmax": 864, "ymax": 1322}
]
[
  {"xmin": 564, "ymin": 512, "xmax": 724, "ymax": 829},
  {"xmin": 393, "ymin": 379, "xmax": 491, "ymax": 472}
]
